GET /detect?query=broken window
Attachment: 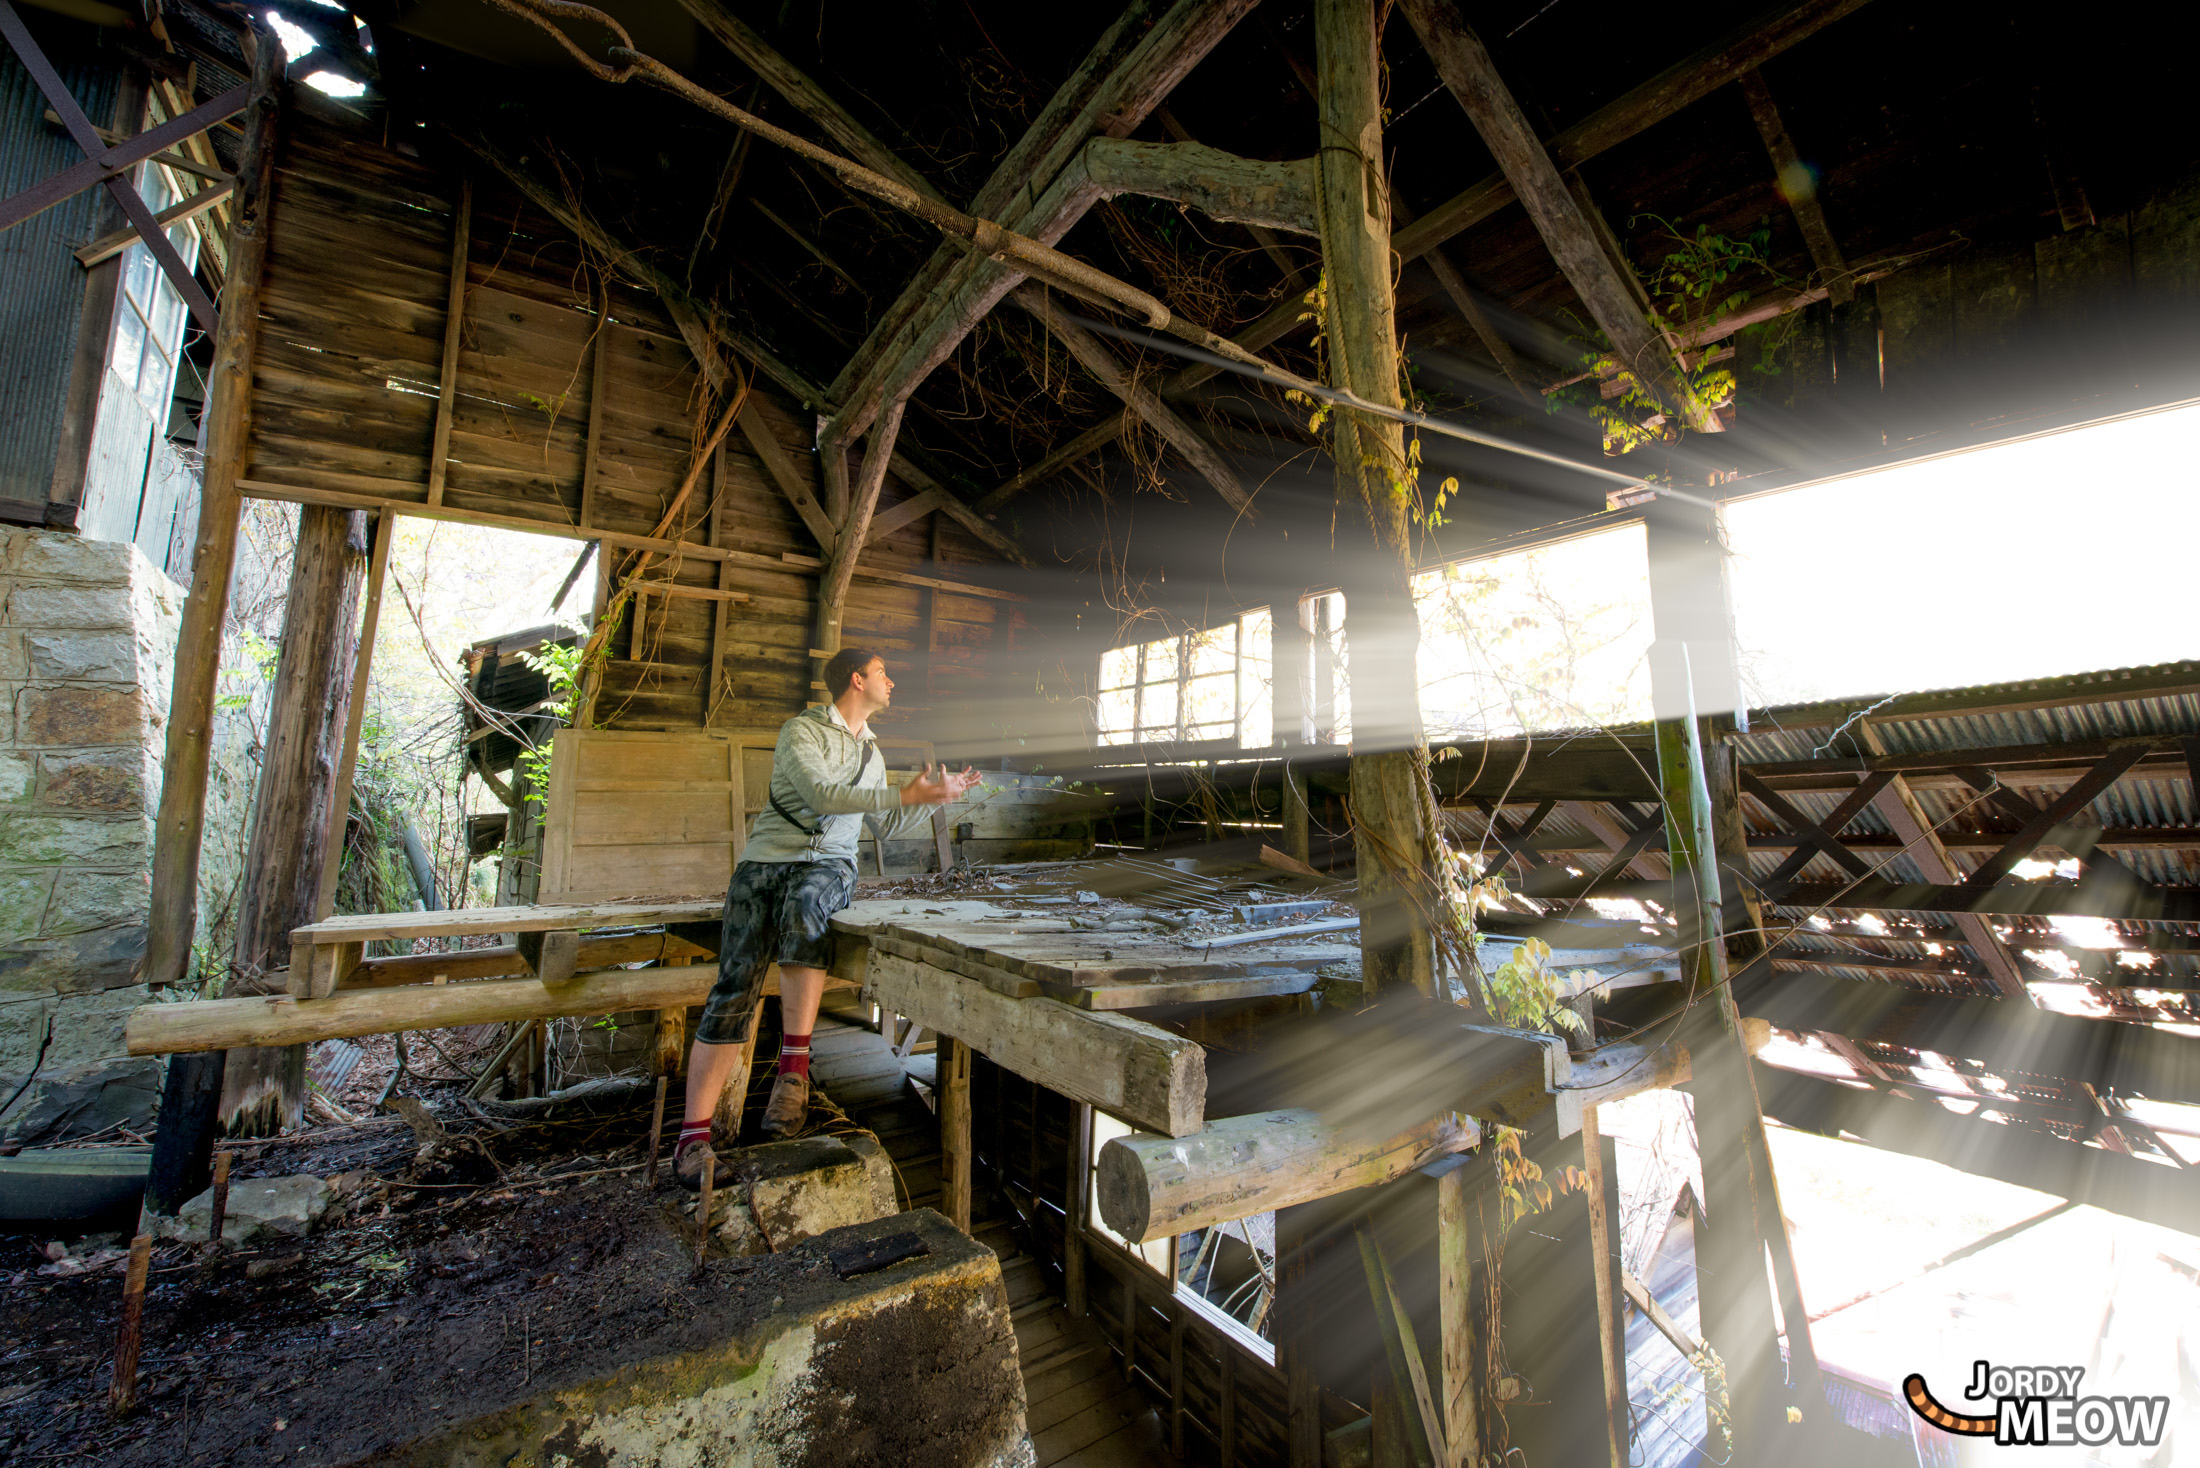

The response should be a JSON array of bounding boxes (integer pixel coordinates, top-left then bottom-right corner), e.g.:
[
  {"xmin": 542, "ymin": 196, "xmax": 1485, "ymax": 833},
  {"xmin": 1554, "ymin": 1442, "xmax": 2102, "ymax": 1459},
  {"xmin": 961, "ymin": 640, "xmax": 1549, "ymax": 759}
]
[{"xmin": 1094, "ymin": 608, "xmax": 1274, "ymax": 750}]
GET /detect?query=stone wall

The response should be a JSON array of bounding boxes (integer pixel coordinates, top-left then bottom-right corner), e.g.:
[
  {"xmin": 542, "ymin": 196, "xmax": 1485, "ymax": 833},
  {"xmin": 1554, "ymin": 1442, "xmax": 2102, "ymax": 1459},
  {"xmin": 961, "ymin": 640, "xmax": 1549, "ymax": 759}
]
[{"xmin": 0, "ymin": 529, "xmax": 179, "ymax": 1143}]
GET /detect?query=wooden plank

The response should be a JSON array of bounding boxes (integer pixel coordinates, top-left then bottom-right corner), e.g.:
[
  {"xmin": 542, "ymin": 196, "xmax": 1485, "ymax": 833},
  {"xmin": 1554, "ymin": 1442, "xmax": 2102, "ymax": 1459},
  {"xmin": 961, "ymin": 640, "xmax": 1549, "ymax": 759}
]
[
  {"xmin": 578, "ymin": 275, "xmax": 612, "ymax": 529},
  {"xmin": 129, "ymin": 962, "xmax": 723, "ymax": 1055},
  {"xmin": 864, "ymin": 949, "xmax": 1205, "ymax": 1137},
  {"xmin": 425, "ymin": 176, "xmax": 472, "ymax": 508},
  {"xmin": 294, "ymin": 897, "xmax": 724, "ymax": 946}
]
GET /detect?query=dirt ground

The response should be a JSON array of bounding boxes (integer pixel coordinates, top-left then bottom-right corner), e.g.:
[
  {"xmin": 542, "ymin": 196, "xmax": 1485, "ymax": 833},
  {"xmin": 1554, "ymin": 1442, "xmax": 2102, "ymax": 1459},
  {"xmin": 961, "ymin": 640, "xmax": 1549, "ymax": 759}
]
[{"xmin": 0, "ymin": 1081, "xmax": 795, "ymax": 1465}]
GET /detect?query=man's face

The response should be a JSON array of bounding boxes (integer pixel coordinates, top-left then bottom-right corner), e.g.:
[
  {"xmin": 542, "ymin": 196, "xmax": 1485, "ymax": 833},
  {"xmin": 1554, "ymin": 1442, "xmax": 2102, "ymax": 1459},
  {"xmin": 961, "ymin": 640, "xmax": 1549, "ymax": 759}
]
[{"xmin": 852, "ymin": 658, "xmax": 892, "ymax": 712}]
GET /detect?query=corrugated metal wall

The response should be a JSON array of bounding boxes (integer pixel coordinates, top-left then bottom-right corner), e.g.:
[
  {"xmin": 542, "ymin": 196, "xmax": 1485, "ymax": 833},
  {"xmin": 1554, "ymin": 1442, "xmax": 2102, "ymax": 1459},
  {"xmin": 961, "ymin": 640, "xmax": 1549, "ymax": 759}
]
[{"xmin": 0, "ymin": 22, "xmax": 121, "ymax": 504}]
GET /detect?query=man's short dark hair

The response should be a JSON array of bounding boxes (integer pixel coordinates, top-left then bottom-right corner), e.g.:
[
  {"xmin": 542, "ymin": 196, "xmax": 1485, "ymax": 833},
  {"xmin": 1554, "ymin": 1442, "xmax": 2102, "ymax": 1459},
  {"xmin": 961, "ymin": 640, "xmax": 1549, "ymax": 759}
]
[{"xmin": 822, "ymin": 646, "xmax": 884, "ymax": 698}]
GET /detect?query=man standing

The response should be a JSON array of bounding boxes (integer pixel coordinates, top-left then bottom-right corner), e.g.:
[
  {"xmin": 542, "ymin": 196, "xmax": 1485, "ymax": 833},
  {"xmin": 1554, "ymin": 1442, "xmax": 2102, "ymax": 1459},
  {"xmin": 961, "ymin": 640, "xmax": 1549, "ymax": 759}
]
[{"xmin": 675, "ymin": 648, "xmax": 980, "ymax": 1188}]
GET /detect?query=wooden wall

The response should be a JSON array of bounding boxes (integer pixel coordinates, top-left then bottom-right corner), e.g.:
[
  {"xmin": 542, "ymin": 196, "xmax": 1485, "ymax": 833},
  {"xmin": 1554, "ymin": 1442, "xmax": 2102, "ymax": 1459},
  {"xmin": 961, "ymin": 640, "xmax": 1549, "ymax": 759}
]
[{"xmin": 241, "ymin": 110, "xmax": 1018, "ymax": 744}]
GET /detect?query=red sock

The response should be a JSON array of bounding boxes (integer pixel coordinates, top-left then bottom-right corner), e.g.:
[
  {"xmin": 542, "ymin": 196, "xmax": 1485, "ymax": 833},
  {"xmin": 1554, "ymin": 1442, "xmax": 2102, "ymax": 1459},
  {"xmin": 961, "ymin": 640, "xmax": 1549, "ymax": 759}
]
[
  {"xmin": 678, "ymin": 1118, "xmax": 711, "ymax": 1149},
  {"xmin": 779, "ymin": 1033, "xmax": 812, "ymax": 1079}
]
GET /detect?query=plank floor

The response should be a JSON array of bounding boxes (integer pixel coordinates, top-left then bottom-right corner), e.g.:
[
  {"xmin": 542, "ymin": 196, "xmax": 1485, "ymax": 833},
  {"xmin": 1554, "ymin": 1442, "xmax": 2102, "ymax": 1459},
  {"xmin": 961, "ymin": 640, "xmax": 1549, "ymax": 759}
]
[{"xmin": 807, "ymin": 1008, "xmax": 1178, "ymax": 1468}]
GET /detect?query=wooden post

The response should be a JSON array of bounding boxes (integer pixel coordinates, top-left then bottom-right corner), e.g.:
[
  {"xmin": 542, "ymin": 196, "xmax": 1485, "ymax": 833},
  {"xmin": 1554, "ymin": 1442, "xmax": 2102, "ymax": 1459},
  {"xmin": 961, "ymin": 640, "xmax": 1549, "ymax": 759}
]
[
  {"xmin": 1065, "ymin": 1103, "xmax": 1089, "ymax": 1318},
  {"xmin": 141, "ymin": 1050, "xmax": 224, "ymax": 1220},
  {"xmin": 812, "ymin": 403, "xmax": 908, "ymax": 657},
  {"xmin": 1221, "ymin": 1346, "xmax": 1239, "ymax": 1466},
  {"xmin": 939, "ymin": 1034, "xmax": 972, "ymax": 1230},
  {"xmin": 314, "ymin": 510, "xmax": 394, "ymax": 920},
  {"xmin": 1314, "ymin": 0, "xmax": 1436, "ymax": 999},
  {"xmin": 145, "ymin": 31, "xmax": 281, "ymax": 993},
  {"xmin": 1278, "ymin": 1205, "xmax": 1323, "ymax": 1467},
  {"xmin": 108, "ymin": 1232, "xmax": 152, "ymax": 1413},
  {"xmin": 221, "ymin": 506, "xmax": 371, "ymax": 1135},
  {"xmin": 713, "ymin": 1013, "xmax": 759, "ymax": 1142},
  {"xmin": 1642, "ymin": 491, "xmax": 1791, "ymax": 1455},
  {"xmin": 652, "ymin": 1005, "xmax": 686, "ymax": 1078},
  {"xmin": 1169, "ymin": 1315, "xmax": 1187, "ymax": 1457},
  {"xmin": 1582, "ymin": 1109, "xmax": 1628, "ymax": 1468},
  {"xmin": 1435, "ymin": 1164, "xmax": 1479, "ymax": 1468},
  {"xmin": 424, "ymin": 176, "xmax": 471, "ymax": 508}
]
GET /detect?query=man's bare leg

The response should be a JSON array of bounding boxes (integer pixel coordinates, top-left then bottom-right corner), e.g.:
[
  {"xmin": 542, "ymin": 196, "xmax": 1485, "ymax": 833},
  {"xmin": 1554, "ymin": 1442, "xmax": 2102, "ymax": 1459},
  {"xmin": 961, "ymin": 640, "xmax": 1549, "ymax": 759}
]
[{"xmin": 680, "ymin": 965, "xmax": 829, "ymax": 1129}]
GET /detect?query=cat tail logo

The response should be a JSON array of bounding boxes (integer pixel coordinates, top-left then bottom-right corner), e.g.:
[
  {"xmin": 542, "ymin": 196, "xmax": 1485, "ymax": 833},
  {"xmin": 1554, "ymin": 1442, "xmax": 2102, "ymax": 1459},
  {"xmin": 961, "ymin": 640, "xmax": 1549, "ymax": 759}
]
[{"xmin": 1904, "ymin": 1367, "xmax": 2170, "ymax": 1448}]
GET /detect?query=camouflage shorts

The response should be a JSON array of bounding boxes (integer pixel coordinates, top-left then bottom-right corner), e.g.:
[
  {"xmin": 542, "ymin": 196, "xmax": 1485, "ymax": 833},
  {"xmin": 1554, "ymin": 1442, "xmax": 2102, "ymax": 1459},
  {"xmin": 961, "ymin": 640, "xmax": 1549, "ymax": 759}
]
[{"xmin": 695, "ymin": 859, "xmax": 857, "ymax": 1045}]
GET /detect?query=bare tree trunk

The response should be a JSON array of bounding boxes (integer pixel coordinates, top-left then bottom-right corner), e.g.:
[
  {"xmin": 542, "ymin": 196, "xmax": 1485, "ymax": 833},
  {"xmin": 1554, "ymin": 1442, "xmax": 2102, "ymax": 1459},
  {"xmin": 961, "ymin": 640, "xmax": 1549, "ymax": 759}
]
[{"xmin": 219, "ymin": 506, "xmax": 369, "ymax": 1134}]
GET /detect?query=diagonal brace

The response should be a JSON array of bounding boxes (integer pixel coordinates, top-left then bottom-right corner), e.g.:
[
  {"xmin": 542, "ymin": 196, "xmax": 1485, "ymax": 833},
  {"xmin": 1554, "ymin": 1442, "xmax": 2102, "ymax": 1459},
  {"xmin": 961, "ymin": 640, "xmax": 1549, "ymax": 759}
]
[{"xmin": 0, "ymin": 0, "xmax": 220, "ymax": 334}]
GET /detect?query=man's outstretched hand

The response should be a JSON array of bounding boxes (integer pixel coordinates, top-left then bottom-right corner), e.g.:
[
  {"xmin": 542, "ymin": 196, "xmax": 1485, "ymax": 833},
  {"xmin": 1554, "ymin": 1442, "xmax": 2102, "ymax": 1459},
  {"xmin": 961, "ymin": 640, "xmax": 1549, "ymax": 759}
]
[{"xmin": 899, "ymin": 763, "xmax": 984, "ymax": 806}]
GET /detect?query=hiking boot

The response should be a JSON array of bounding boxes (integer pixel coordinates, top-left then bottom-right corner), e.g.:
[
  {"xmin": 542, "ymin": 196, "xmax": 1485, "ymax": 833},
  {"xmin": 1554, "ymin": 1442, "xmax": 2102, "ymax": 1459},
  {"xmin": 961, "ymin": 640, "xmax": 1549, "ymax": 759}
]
[
  {"xmin": 759, "ymin": 1072, "xmax": 811, "ymax": 1137},
  {"xmin": 673, "ymin": 1135, "xmax": 717, "ymax": 1193}
]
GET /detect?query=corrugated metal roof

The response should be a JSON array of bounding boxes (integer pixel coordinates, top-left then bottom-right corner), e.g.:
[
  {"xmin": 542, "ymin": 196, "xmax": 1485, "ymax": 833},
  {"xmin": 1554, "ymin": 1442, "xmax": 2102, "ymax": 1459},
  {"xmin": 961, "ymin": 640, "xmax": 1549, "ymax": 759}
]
[{"xmin": 0, "ymin": 28, "xmax": 123, "ymax": 503}]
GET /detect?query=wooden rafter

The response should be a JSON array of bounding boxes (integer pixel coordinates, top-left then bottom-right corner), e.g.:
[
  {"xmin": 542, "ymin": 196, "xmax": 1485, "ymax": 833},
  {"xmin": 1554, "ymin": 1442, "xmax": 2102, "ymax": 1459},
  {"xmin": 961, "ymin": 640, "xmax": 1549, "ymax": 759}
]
[{"xmin": 1736, "ymin": 67, "xmax": 1853, "ymax": 302}]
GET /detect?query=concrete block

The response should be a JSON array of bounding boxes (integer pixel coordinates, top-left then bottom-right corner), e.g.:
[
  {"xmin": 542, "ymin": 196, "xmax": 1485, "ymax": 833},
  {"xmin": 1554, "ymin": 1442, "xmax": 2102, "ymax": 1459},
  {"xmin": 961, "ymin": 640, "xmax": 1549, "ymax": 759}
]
[
  {"xmin": 44, "ymin": 869, "xmax": 149, "ymax": 936},
  {"xmin": 253, "ymin": 1208, "xmax": 1034, "ymax": 1468},
  {"xmin": 10, "ymin": 530, "xmax": 136, "ymax": 586},
  {"xmin": 0, "ymin": 752, "xmax": 34, "ymax": 802},
  {"xmin": 0, "ymin": 869, "xmax": 54, "ymax": 942},
  {"xmin": 16, "ymin": 685, "xmax": 150, "ymax": 745},
  {"xmin": 38, "ymin": 749, "xmax": 151, "ymax": 812},
  {"xmin": 0, "ymin": 990, "xmax": 57, "ymax": 1082},
  {"xmin": 25, "ymin": 629, "xmax": 139, "ymax": 683},
  {"xmin": 7, "ymin": 582, "xmax": 134, "ymax": 630},
  {"xmin": 706, "ymin": 1134, "xmax": 901, "ymax": 1255},
  {"xmin": 156, "ymin": 1173, "xmax": 333, "ymax": 1245},
  {"xmin": 0, "ymin": 1054, "xmax": 160, "ymax": 1145},
  {"xmin": 0, "ymin": 813, "xmax": 150, "ymax": 865},
  {"xmin": 0, "ymin": 924, "xmax": 148, "ymax": 994}
]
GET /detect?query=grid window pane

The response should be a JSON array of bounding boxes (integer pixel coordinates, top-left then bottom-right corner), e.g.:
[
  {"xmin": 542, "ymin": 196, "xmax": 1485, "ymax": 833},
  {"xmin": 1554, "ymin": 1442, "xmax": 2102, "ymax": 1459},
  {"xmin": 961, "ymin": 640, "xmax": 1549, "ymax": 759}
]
[
  {"xmin": 1189, "ymin": 628, "xmax": 1233, "ymax": 679},
  {"xmin": 1099, "ymin": 646, "xmax": 1138, "ymax": 691},
  {"xmin": 1143, "ymin": 636, "xmax": 1180, "ymax": 685},
  {"xmin": 1238, "ymin": 609, "xmax": 1272, "ymax": 748},
  {"xmin": 1096, "ymin": 688, "xmax": 1136, "ymax": 742},
  {"xmin": 1138, "ymin": 679, "xmax": 1178, "ymax": 734},
  {"xmin": 1185, "ymin": 673, "xmax": 1234, "ymax": 728}
]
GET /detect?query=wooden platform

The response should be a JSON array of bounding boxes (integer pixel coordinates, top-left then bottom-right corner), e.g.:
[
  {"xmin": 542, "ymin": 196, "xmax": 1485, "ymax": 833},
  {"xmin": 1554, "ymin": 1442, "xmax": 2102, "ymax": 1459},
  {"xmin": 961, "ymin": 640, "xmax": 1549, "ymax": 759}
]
[{"xmin": 807, "ymin": 1009, "xmax": 1178, "ymax": 1468}]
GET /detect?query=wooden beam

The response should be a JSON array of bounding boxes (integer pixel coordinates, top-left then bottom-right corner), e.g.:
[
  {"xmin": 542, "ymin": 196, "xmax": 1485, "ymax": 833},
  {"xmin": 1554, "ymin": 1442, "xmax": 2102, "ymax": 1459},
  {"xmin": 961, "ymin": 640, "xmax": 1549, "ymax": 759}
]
[
  {"xmin": 826, "ymin": 0, "xmax": 1261, "ymax": 445},
  {"xmin": 1735, "ymin": 69, "xmax": 1851, "ymax": 303},
  {"xmin": 0, "ymin": 0, "xmax": 217, "ymax": 331},
  {"xmin": 1394, "ymin": 0, "xmax": 1876, "ymax": 263},
  {"xmin": 1097, "ymin": 1107, "xmax": 1479, "ymax": 1244},
  {"xmin": 235, "ymin": 479, "xmax": 1026, "ymax": 600},
  {"xmin": 312, "ymin": 510, "xmax": 395, "ymax": 921},
  {"xmin": 862, "ymin": 486, "xmax": 947, "ymax": 548},
  {"xmin": 1859, "ymin": 721, "xmax": 2031, "ymax": 1001},
  {"xmin": 1960, "ymin": 747, "xmax": 2149, "ymax": 892},
  {"xmin": 1742, "ymin": 968, "xmax": 2200, "ymax": 1104},
  {"xmin": 145, "ymin": 38, "xmax": 281, "ymax": 991},
  {"xmin": 336, "ymin": 931, "xmax": 712, "ymax": 989},
  {"xmin": 707, "ymin": 441, "xmax": 735, "ymax": 724},
  {"xmin": 1740, "ymin": 876, "xmax": 2200, "ymax": 924},
  {"xmin": 424, "ymin": 176, "xmax": 472, "ymax": 509},
  {"xmin": 1741, "ymin": 769, "xmax": 1889, "ymax": 892},
  {"xmin": 737, "ymin": 399, "xmax": 834, "ymax": 552},
  {"xmin": 677, "ymin": 0, "xmax": 945, "ymax": 204},
  {"xmin": 1014, "ymin": 284, "xmax": 1252, "ymax": 514},
  {"xmin": 0, "ymin": 80, "xmax": 247, "ymax": 232},
  {"xmin": 128, "ymin": 963, "xmax": 726, "ymax": 1056},
  {"xmin": 1078, "ymin": 137, "xmax": 1318, "ymax": 234},
  {"xmin": 975, "ymin": 413, "xmax": 1128, "ymax": 511},
  {"xmin": 1398, "ymin": 0, "xmax": 1710, "ymax": 433},
  {"xmin": 864, "ymin": 948, "xmax": 1205, "ymax": 1137},
  {"xmin": 72, "ymin": 177, "xmax": 233, "ymax": 267}
]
